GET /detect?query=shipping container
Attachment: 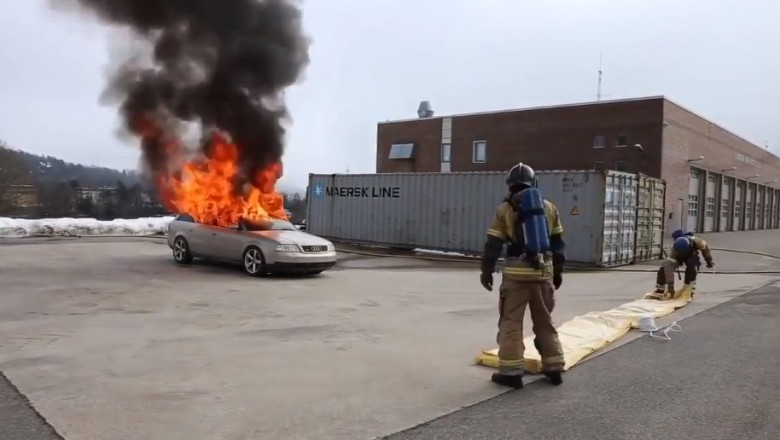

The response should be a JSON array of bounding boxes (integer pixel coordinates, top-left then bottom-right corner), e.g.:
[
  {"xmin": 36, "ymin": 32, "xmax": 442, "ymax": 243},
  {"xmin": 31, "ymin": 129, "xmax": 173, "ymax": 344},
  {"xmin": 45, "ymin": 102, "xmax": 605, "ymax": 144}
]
[
  {"xmin": 534, "ymin": 170, "xmax": 638, "ymax": 267},
  {"xmin": 306, "ymin": 170, "xmax": 666, "ymax": 267},
  {"xmin": 306, "ymin": 172, "xmax": 506, "ymax": 255}
]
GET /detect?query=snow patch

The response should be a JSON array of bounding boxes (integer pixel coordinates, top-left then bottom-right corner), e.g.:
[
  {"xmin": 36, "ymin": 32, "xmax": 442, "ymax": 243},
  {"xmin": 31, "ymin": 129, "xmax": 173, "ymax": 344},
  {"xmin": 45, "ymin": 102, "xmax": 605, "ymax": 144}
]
[
  {"xmin": 0, "ymin": 216, "xmax": 175, "ymax": 238},
  {"xmin": 412, "ymin": 248, "xmax": 475, "ymax": 258}
]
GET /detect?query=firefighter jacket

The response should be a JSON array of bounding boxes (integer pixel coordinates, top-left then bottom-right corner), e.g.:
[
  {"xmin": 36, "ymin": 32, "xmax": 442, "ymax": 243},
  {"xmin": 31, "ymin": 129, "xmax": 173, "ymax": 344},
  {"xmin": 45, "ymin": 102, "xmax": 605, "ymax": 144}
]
[
  {"xmin": 663, "ymin": 235, "xmax": 714, "ymax": 284},
  {"xmin": 486, "ymin": 199, "xmax": 563, "ymax": 281}
]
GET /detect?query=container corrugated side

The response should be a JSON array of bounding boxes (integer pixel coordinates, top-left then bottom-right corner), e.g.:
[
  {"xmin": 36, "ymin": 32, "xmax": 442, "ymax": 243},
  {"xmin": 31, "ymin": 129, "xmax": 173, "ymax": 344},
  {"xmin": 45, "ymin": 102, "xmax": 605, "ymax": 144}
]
[
  {"xmin": 307, "ymin": 170, "xmax": 645, "ymax": 267},
  {"xmin": 306, "ymin": 172, "xmax": 507, "ymax": 254},
  {"xmin": 634, "ymin": 175, "xmax": 666, "ymax": 262}
]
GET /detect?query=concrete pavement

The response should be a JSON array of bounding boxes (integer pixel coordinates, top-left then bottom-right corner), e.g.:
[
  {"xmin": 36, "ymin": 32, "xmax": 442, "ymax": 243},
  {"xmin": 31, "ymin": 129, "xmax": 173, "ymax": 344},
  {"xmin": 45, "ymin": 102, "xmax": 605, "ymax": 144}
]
[
  {"xmin": 0, "ymin": 233, "xmax": 777, "ymax": 439},
  {"xmin": 385, "ymin": 281, "xmax": 780, "ymax": 440}
]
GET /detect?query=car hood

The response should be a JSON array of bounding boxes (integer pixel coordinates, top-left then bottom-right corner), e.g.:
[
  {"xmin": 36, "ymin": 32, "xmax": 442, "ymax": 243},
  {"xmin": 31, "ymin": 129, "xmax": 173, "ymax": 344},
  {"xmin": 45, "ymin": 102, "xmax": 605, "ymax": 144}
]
[{"xmin": 248, "ymin": 230, "xmax": 332, "ymax": 246}]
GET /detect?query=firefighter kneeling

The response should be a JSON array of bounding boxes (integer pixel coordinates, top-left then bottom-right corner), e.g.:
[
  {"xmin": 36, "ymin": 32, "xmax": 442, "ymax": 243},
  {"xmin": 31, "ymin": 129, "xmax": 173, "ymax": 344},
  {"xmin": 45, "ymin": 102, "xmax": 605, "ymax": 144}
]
[
  {"xmin": 648, "ymin": 229, "xmax": 715, "ymax": 300},
  {"xmin": 479, "ymin": 162, "xmax": 565, "ymax": 389}
]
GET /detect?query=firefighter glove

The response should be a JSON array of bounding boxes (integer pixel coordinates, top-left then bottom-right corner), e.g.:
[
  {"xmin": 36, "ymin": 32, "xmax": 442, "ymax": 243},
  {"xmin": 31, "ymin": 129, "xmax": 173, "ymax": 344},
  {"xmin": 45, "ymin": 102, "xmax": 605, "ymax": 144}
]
[
  {"xmin": 553, "ymin": 273, "xmax": 563, "ymax": 290},
  {"xmin": 706, "ymin": 260, "xmax": 714, "ymax": 268},
  {"xmin": 480, "ymin": 272, "xmax": 493, "ymax": 292}
]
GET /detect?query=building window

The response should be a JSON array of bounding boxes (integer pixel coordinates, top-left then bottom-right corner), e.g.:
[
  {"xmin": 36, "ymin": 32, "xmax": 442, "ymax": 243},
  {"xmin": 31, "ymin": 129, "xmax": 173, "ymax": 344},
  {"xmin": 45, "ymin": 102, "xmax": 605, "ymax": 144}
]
[
  {"xmin": 705, "ymin": 196, "xmax": 716, "ymax": 217},
  {"xmin": 593, "ymin": 135, "xmax": 606, "ymax": 149},
  {"xmin": 616, "ymin": 135, "xmax": 627, "ymax": 147},
  {"xmin": 721, "ymin": 199, "xmax": 729, "ymax": 217},
  {"xmin": 707, "ymin": 174, "xmax": 717, "ymax": 183},
  {"xmin": 687, "ymin": 194, "xmax": 699, "ymax": 217},
  {"xmin": 593, "ymin": 160, "xmax": 607, "ymax": 170},
  {"xmin": 615, "ymin": 161, "xmax": 628, "ymax": 172},
  {"xmin": 734, "ymin": 200, "xmax": 741, "ymax": 217},
  {"xmin": 441, "ymin": 143, "xmax": 451, "ymax": 163},
  {"xmin": 472, "ymin": 140, "xmax": 486, "ymax": 163},
  {"xmin": 388, "ymin": 143, "xmax": 414, "ymax": 160}
]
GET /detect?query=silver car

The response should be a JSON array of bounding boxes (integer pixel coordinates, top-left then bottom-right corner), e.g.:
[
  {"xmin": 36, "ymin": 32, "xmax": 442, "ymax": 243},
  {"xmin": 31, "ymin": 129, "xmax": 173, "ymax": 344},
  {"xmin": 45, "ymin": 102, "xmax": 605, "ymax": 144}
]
[{"xmin": 166, "ymin": 214, "xmax": 337, "ymax": 276}]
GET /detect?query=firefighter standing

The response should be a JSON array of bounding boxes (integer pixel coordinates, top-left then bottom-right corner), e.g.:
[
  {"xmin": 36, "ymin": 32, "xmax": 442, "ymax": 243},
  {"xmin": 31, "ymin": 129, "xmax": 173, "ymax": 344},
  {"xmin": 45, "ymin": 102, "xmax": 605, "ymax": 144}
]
[
  {"xmin": 479, "ymin": 162, "xmax": 566, "ymax": 389},
  {"xmin": 649, "ymin": 229, "xmax": 715, "ymax": 300}
]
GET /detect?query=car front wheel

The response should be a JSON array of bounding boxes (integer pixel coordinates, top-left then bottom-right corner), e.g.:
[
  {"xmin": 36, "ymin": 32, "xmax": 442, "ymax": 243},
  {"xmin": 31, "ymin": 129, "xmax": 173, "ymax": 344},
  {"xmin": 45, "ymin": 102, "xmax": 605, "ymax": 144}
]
[
  {"xmin": 242, "ymin": 246, "xmax": 267, "ymax": 277},
  {"xmin": 173, "ymin": 236, "xmax": 193, "ymax": 264}
]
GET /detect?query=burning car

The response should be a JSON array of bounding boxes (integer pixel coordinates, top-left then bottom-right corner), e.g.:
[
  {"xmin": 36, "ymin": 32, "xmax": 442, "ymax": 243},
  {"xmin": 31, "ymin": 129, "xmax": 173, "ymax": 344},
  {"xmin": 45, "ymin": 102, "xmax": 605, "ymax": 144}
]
[{"xmin": 167, "ymin": 214, "xmax": 337, "ymax": 276}]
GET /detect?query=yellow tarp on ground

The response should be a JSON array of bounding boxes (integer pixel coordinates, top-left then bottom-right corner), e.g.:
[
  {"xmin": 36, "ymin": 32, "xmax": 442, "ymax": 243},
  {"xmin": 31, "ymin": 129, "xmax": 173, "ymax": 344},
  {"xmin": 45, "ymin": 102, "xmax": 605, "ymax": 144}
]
[{"xmin": 474, "ymin": 287, "xmax": 693, "ymax": 374}]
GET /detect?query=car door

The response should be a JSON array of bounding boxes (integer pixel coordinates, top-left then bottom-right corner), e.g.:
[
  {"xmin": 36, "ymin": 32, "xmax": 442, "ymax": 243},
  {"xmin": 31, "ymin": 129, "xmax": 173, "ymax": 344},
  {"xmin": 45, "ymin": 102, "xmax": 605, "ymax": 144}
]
[{"xmin": 215, "ymin": 227, "xmax": 249, "ymax": 263}]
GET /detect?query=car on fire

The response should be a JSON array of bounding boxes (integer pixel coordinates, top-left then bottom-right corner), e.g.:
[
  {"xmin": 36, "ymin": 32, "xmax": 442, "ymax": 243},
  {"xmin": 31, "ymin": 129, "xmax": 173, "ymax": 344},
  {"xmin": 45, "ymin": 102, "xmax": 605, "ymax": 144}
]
[{"xmin": 166, "ymin": 213, "xmax": 337, "ymax": 276}]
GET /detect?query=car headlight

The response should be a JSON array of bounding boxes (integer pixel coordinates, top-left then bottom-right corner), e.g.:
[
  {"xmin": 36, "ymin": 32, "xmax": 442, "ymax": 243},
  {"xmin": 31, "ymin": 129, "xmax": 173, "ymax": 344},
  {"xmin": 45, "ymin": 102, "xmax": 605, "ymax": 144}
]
[{"xmin": 274, "ymin": 244, "xmax": 300, "ymax": 252}]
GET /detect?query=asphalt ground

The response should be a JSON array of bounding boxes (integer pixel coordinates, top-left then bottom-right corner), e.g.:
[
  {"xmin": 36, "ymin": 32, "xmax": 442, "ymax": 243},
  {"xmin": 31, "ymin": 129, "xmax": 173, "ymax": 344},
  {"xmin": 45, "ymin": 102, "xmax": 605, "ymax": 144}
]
[
  {"xmin": 1, "ymin": 232, "xmax": 778, "ymax": 439},
  {"xmin": 384, "ymin": 281, "xmax": 780, "ymax": 440},
  {"xmin": 0, "ymin": 372, "xmax": 62, "ymax": 440}
]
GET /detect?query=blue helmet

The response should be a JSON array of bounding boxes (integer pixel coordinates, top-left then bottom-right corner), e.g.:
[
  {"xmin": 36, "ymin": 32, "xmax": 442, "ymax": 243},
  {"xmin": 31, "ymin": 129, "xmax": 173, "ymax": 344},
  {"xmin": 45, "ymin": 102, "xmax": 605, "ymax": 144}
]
[
  {"xmin": 672, "ymin": 237, "xmax": 692, "ymax": 253},
  {"xmin": 672, "ymin": 229, "xmax": 685, "ymax": 240}
]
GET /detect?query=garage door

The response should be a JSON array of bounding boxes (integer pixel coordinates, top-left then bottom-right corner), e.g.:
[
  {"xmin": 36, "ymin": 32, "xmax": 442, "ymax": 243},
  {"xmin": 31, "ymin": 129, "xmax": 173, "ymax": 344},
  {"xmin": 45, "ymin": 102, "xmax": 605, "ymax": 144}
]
[
  {"xmin": 734, "ymin": 181, "xmax": 743, "ymax": 230},
  {"xmin": 745, "ymin": 184, "xmax": 755, "ymax": 230},
  {"xmin": 687, "ymin": 169, "xmax": 701, "ymax": 232},
  {"xmin": 703, "ymin": 173, "xmax": 717, "ymax": 232},
  {"xmin": 775, "ymin": 190, "xmax": 780, "ymax": 228},
  {"xmin": 756, "ymin": 186, "xmax": 765, "ymax": 229},
  {"xmin": 720, "ymin": 177, "xmax": 732, "ymax": 231},
  {"xmin": 763, "ymin": 187, "xmax": 771, "ymax": 229}
]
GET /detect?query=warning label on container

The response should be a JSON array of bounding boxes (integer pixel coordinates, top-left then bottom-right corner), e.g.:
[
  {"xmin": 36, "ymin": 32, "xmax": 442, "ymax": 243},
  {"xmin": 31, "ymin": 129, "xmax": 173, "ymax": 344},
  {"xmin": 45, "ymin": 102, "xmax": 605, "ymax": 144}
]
[{"xmin": 570, "ymin": 206, "xmax": 580, "ymax": 216}]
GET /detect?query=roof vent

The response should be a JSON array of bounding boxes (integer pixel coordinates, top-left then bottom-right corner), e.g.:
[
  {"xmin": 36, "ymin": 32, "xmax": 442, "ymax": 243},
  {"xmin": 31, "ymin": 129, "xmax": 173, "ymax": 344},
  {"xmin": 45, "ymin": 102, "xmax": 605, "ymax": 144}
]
[{"xmin": 417, "ymin": 101, "xmax": 434, "ymax": 118}]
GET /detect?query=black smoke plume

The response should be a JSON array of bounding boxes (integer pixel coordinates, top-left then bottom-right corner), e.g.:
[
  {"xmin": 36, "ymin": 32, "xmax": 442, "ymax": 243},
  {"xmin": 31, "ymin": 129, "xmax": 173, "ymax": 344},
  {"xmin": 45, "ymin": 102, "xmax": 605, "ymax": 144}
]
[{"xmin": 53, "ymin": 0, "xmax": 310, "ymax": 183}]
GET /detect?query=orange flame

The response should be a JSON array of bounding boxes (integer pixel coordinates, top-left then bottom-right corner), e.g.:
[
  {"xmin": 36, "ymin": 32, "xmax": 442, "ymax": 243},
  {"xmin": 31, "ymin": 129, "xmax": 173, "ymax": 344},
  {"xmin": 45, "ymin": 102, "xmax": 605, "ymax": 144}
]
[{"xmin": 151, "ymin": 130, "xmax": 287, "ymax": 227}]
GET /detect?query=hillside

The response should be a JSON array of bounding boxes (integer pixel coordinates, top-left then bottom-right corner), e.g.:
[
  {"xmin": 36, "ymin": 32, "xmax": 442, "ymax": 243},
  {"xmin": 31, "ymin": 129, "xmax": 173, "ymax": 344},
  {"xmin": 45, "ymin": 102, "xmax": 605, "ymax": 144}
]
[
  {"xmin": 11, "ymin": 148, "xmax": 143, "ymax": 188},
  {"xmin": 0, "ymin": 143, "xmax": 307, "ymax": 221}
]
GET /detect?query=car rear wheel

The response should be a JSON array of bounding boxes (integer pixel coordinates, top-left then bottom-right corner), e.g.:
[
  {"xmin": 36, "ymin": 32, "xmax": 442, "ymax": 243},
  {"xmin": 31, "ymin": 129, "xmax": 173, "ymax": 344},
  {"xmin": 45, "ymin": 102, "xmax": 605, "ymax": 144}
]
[
  {"xmin": 173, "ymin": 236, "xmax": 193, "ymax": 264},
  {"xmin": 242, "ymin": 246, "xmax": 267, "ymax": 277}
]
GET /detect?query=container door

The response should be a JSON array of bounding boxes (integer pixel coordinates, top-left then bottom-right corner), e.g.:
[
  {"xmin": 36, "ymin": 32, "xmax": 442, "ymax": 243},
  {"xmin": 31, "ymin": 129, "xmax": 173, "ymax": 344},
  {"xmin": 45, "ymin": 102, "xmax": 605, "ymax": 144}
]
[
  {"xmin": 687, "ymin": 169, "xmax": 701, "ymax": 232},
  {"xmin": 720, "ymin": 177, "xmax": 732, "ymax": 231},
  {"xmin": 634, "ymin": 176, "xmax": 665, "ymax": 262},
  {"xmin": 601, "ymin": 172, "xmax": 637, "ymax": 267},
  {"xmin": 734, "ymin": 181, "xmax": 743, "ymax": 230},
  {"xmin": 746, "ymin": 185, "xmax": 754, "ymax": 230},
  {"xmin": 703, "ymin": 173, "xmax": 717, "ymax": 232}
]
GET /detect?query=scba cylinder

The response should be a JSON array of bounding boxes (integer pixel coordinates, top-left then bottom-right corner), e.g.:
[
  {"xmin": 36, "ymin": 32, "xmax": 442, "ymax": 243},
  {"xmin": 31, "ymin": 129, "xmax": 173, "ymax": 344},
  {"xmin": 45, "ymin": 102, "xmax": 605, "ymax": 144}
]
[{"xmin": 519, "ymin": 187, "xmax": 550, "ymax": 254}]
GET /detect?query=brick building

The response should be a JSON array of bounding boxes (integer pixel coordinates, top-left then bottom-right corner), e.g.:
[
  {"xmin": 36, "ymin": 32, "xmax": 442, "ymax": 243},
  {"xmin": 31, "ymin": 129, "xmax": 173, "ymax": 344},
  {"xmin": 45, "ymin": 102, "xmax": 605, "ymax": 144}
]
[{"xmin": 376, "ymin": 96, "xmax": 780, "ymax": 234}]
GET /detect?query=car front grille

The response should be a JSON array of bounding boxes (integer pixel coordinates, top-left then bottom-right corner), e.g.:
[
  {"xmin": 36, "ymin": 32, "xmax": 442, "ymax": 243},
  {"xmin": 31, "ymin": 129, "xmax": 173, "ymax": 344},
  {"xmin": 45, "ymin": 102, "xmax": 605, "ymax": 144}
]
[{"xmin": 302, "ymin": 245, "xmax": 328, "ymax": 253}]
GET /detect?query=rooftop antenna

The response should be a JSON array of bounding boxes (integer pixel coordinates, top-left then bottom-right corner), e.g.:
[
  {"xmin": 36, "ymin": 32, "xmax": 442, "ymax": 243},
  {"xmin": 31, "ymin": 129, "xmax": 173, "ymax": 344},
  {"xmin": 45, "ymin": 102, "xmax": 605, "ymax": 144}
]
[{"xmin": 596, "ymin": 53, "xmax": 603, "ymax": 102}]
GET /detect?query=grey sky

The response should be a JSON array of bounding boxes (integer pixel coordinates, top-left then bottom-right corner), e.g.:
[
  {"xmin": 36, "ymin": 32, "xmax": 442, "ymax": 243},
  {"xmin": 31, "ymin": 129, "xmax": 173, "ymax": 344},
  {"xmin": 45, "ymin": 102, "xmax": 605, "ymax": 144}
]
[{"xmin": 1, "ymin": 0, "xmax": 778, "ymax": 193}]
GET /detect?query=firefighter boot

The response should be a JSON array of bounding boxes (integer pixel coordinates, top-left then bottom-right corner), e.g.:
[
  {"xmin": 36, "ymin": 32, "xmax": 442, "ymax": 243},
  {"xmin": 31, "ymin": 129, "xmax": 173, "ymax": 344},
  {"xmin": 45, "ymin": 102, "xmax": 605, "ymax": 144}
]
[
  {"xmin": 491, "ymin": 373, "xmax": 524, "ymax": 389},
  {"xmin": 646, "ymin": 285, "xmax": 666, "ymax": 300},
  {"xmin": 544, "ymin": 370, "xmax": 563, "ymax": 386},
  {"xmin": 684, "ymin": 281, "xmax": 696, "ymax": 299}
]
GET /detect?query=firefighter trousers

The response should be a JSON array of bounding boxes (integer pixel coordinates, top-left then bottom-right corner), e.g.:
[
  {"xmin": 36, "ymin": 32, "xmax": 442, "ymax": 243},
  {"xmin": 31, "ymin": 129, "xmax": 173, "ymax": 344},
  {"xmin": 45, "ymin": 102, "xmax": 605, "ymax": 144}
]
[
  {"xmin": 496, "ymin": 278, "xmax": 565, "ymax": 376},
  {"xmin": 655, "ymin": 258, "xmax": 699, "ymax": 288}
]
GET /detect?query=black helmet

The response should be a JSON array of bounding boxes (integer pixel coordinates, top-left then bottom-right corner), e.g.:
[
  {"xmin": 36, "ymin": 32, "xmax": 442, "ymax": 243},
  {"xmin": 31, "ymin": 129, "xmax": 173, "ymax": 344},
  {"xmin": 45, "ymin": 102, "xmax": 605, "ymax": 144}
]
[{"xmin": 506, "ymin": 162, "xmax": 536, "ymax": 191}]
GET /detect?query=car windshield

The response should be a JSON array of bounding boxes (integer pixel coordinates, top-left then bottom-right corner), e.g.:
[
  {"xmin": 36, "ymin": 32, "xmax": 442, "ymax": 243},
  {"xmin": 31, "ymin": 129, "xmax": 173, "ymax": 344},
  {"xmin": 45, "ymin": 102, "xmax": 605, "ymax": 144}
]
[{"xmin": 240, "ymin": 218, "xmax": 297, "ymax": 231}]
